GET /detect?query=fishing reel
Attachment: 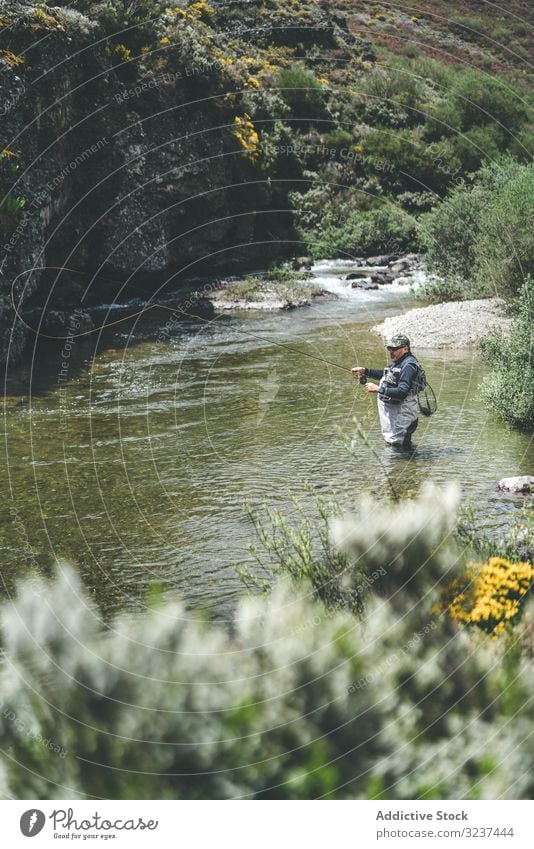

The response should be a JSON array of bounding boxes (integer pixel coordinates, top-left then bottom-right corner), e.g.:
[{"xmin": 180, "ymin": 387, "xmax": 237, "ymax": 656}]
[{"xmin": 359, "ymin": 374, "xmax": 367, "ymax": 385}]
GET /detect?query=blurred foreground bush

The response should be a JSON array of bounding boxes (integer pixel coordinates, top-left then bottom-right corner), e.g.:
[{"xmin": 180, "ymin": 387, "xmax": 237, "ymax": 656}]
[{"xmin": 0, "ymin": 485, "xmax": 533, "ymax": 799}]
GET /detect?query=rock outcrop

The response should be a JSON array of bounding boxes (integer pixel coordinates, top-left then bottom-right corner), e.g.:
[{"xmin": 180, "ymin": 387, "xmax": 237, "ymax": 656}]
[
  {"xmin": 498, "ymin": 476, "xmax": 534, "ymax": 494},
  {"xmin": 1, "ymin": 2, "xmax": 370, "ymax": 364}
]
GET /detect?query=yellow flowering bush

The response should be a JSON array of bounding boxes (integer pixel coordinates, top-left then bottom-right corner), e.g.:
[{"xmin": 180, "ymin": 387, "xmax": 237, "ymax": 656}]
[
  {"xmin": 233, "ymin": 114, "xmax": 260, "ymax": 162},
  {"xmin": 189, "ymin": 0, "xmax": 215, "ymax": 21},
  {"xmin": 0, "ymin": 50, "xmax": 26, "ymax": 69},
  {"xmin": 444, "ymin": 557, "xmax": 534, "ymax": 635},
  {"xmin": 114, "ymin": 43, "xmax": 132, "ymax": 61},
  {"xmin": 244, "ymin": 76, "xmax": 260, "ymax": 90},
  {"xmin": 31, "ymin": 8, "xmax": 59, "ymax": 28},
  {"xmin": 165, "ymin": 6, "xmax": 185, "ymax": 16},
  {"xmin": 165, "ymin": 1, "xmax": 214, "ymax": 23}
]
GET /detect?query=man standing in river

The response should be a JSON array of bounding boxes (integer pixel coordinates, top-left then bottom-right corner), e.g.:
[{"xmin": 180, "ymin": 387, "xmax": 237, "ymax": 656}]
[{"xmin": 351, "ymin": 334, "xmax": 423, "ymax": 449}]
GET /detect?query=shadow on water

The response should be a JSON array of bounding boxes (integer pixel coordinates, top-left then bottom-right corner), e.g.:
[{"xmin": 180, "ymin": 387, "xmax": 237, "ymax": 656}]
[
  {"xmin": 385, "ymin": 444, "xmax": 466, "ymax": 461},
  {"xmin": 4, "ymin": 295, "xmax": 215, "ymax": 399}
]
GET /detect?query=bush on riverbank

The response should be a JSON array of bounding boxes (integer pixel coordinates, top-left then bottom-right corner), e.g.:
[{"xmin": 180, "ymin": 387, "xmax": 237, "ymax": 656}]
[
  {"xmin": 420, "ymin": 160, "xmax": 534, "ymax": 301},
  {"xmin": 479, "ymin": 278, "xmax": 534, "ymax": 430},
  {"xmin": 291, "ymin": 195, "xmax": 420, "ymax": 259},
  {"xmin": 1, "ymin": 484, "xmax": 534, "ymax": 799}
]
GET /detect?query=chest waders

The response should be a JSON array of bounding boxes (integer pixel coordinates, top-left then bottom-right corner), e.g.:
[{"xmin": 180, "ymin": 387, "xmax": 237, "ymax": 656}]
[{"xmin": 378, "ymin": 362, "xmax": 420, "ymax": 446}]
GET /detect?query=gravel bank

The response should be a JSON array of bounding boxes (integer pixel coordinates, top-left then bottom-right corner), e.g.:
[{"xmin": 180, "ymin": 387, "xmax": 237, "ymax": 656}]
[{"xmin": 372, "ymin": 298, "xmax": 511, "ymax": 348}]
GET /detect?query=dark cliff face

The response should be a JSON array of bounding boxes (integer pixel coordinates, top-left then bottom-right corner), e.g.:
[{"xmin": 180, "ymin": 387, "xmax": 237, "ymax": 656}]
[{"xmin": 0, "ymin": 4, "xmax": 309, "ymax": 363}]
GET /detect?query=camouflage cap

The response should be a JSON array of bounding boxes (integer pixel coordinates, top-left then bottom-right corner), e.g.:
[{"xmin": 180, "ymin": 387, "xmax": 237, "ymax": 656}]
[{"xmin": 385, "ymin": 334, "xmax": 411, "ymax": 349}]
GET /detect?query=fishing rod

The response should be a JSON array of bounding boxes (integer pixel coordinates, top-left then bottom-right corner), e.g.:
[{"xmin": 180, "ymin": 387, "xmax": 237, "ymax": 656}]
[{"xmin": 9, "ymin": 265, "xmax": 353, "ymax": 373}]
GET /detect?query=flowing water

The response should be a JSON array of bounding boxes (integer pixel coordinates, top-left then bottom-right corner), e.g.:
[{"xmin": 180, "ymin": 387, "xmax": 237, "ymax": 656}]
[{"xmin": 1, "ymin": 261, "xmax": 532, "ymax": 617}]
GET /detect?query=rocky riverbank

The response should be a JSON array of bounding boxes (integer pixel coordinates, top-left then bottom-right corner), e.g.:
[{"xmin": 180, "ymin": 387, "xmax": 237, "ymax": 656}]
[
  {"xmin": 199, "ymin": 273, "xmax": 333, "ymax": 311},
  {"xmin": 206, "ymin": 252, "xmax": 425, "ymax": 311},
  {"xmin": 372, "ymin": 298, "xmax": 511, "ymax": 348}
]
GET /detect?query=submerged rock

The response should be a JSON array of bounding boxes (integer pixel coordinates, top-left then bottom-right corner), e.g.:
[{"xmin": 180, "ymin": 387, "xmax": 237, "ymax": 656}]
[
  {"xmin": 345, "ymin": 270, "xmax": 372, "ymax": 280},
  {"xmin": 371, "ymin": 272, "xmax": 395, "ymax": 285},
  {"xmin": 292, "ymin": 256, "xmax": 313, "ymax": 270},
  {"xmin": 351, "ymin": 280, "xmax": 378, "ymax": 290},
  {"xmin": 498, "ymin": 476, "xmax": 534, "ymax": 494},
  {"xmin": 366, "ymin": 254, "xmax": 401, "ymax": 266}
]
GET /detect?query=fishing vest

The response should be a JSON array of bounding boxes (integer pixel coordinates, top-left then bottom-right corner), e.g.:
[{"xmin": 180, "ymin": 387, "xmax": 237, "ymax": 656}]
[{"xmin": 381, "ymin": 355, "xmax": 426, "ymax": 404}]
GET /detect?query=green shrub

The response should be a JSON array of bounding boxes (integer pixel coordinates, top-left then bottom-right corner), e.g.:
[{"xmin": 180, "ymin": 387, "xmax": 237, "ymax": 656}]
[
  {"xmin": 420, "ymin": 181, "xmax": 487, "ymax": 283},
  {"xmin": 424, "ymin": 71, "xmax": 528, "ymax": 150},
  {"xmin": 451, "ymin": 72, "xmax": 527, "ymax": 134},
  {"xmin": 276, "ymin": 64, "xmax": 326, "ymax": 122},
  {"xmin": 445, "ymin": 124, "xmax": 505, "ymax": 173},
  {"xmin": 450, "ymin": 14, "xmax": 487, "ymax": 35},
  {"xmin": 363, "ymin": 128, "xmax": 453, "ymax": 193},
  {"xmin": 480, "ymin": 278, "xmax": 534, "ymax": 430},
  {"xmin": 421, "ymin": 159, "xmax": 534, "ymax": 299},
  {"xmin": 292, "ymin": 195, "xmax": 419, "ymax": 259},
  {"xmin": 413, "ymin": 275, "xmax": 471, "ymax": 304},
  {"xmin": 424, "ymin": 98, "xmax": 463, "ymax": 141},
  {"xmin": 356, "ymin": 65, "xmax": 426, "ymax": 111},
  {"xmin": 474, "ymin": 165, "xmax": 534, "ymax": 297},
  {"xmin": 353, "ymin": 66, "xmax": 428, "ymax": 128},
  {"xmin": 508, "ymin": 128, "xmax": 534, "ymax": 162},
  {"xmin": 240, "ymin": 494, "xmax": 376, "ymax": 615},
  {"xmin": 320, "ymin": 128, "xmax": 354, "ymax": 149}
]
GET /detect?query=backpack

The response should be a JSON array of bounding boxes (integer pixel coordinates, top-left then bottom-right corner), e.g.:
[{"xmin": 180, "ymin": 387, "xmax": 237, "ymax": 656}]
[
  {"xmin": 413, "ymin": 362, "xmax": 427, "ymax": 394},
  {"xmin": 407, "ymin": 356, "xmax": 437, "ymax": 416}
]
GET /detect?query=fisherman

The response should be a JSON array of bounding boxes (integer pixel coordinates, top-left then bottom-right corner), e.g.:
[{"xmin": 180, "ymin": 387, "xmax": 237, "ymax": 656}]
[{"xmin": 351, "ymin": 334, "xmax": 423, "ymax": 449}]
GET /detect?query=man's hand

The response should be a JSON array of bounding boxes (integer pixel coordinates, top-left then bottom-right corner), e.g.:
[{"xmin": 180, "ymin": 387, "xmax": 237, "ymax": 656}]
[
  {"xmin": 351, "ymin": 367, "xmax": 366, "ymax": 377},
  {"xmin": 365, "ymin": 382, "xmax": 379, "ymax": 393}
]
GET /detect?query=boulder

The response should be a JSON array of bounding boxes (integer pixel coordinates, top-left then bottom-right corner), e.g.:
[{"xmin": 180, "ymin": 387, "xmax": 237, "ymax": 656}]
[
  {"xmin": 388, "ymin": 259, "xmax": 410, "ymax": 274},
  {"xmin": 345, "ymin": 270, "xmax": 371, "ymax": 280},
  {"xmin": 366, "ymin": 254, "xmax": 400, "ymax": 266},
  {"xmin": 388, "ymin": 253, "xmax": 422, "ymax": 274},
  {"xmin": 498, "ymin": 475, "xmax": 534, "ymax": 493},
  {"xmin": 292, "ymin": 256, "xmax": 313, "ymax": 270},
  {"xmin": 371, "ymin": 272, "xmax": 395, "ymax": 285},
  {"xmin": 351, "ymin": 280, "xmax": 379, "ymax": 290}
]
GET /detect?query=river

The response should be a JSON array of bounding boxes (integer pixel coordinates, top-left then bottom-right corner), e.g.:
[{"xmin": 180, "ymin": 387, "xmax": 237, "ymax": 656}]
[{"xmin": 1, "ymin": 261, "xmax": 532, "ymax": 617}]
